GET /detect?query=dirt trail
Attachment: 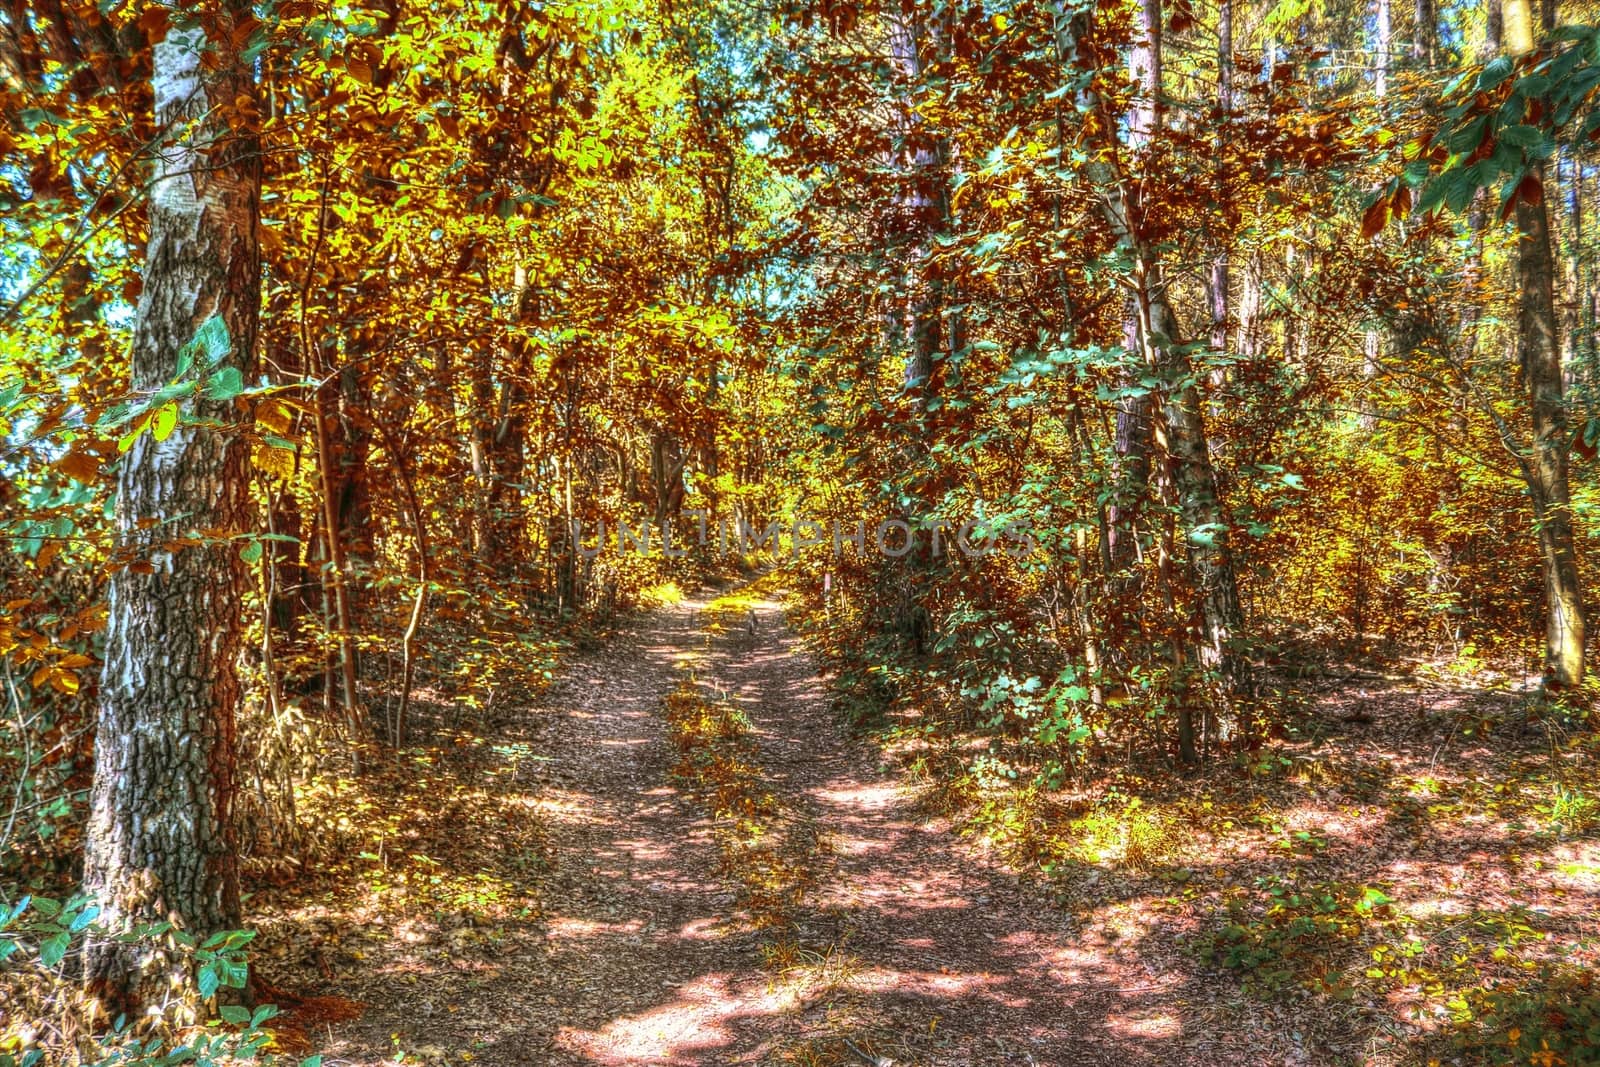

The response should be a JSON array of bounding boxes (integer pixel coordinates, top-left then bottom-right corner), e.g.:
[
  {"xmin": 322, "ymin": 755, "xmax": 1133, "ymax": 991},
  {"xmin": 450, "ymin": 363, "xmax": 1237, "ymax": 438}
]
[{"xmin": 318, "ymin": 586, "xmax": 1287, "ymax": 1066}]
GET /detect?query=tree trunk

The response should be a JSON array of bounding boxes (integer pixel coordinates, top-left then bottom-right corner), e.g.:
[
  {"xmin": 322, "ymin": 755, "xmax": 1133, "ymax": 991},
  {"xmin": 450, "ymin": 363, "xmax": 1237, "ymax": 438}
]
[
  {"xmin": 1375, "ymin": 0, "xmax": 1391, "ymax": 97},
  {"xmin": 1505, "ymin": 1, "xmax": 1585, "ymax": 689},
  {"xmin": 83, "ymin": 2, "xmax": 260, "ymax": 1012},
  {"xmin": 1063, "ymin": 0, "xmax": 1252, "ymax": 753},
  {"xmin": 1363, "ymin": 0, "xmax": 1393, "ymax": 429},
  {"xmin": 1517, "ymin": 171, "xmax": 1586, "ymax": 688},
  {"xmin": 1209, "ymin": 0, "xmax": 1232, "ymax": 366},
  {"xmin": 1099, "ymin": 0, "xmax": 1158, "ymax": 586},
  {"xmin": 1413, "ymin": 0, "xmax": 1436, "ymax": 65},
  {"xmin": 886, "ymin": 2, "xmax": 949, "ymax": 397}
]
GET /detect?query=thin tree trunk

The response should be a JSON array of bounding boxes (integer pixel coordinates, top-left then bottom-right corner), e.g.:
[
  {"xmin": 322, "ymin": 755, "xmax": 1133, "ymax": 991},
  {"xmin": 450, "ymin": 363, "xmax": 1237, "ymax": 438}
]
[
  {"xmin": 297, "ymin": 163, "xmax": 362, "ymax": 746},
  {"xmin": 1375, "ymin": 0, "xmax": 1391, "ymax": 95},
  {"xmin": 1062, "ymin": 1, "xmax": 1252, "ymax": 753},
  {"xmin": 83, "ymin": 1, "xmax": 259, "ymax": 1011},
  {"xmin": 313, "ymin": 376, "xmax": 364, "ymax": 743},
  {"xmin": 1364, "ymin": 0, "xmax": 1393, "ymax": 428},
  {"xmin": 1413, "ymin": 0, "xmax": 1436, "ymax": 65},
  {"xmin": 1209, "ymin": 0, "xmax": 1232, "ymax": 366},
  {"xmin": 1096, "ymin": 0, "xmax": 1156, "ymax": 588},
  {"xmin": 376, "ymin": 422, "xmax": 429, "ymax": 747},
  {"xmin": 886, "ymin": 2, "xmax": 949, "ymax": 397}
]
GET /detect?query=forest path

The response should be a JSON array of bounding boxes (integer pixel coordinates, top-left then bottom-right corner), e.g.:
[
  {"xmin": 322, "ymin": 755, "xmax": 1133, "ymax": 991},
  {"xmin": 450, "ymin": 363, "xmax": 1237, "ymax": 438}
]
[{"xmin": 315, "ymin": 582, "xmax": 1264, "ymax": 1066}]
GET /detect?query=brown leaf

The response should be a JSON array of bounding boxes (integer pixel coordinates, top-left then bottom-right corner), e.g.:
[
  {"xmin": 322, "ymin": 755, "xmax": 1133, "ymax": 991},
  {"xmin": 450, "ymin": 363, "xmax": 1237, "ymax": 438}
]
[
  {"xmin": 1390, "ymin": 184, "xmax": 1412, "ymax": 219},
  {"xmin": 138, "ymin": 6, "xmax": 169, "ymax": 42},
  {"xmin": 55, "ymin": 449, "xmax": 100, "ymax": 484},
  {"xmin": 1361, "ymin": 198, "xmax": 1388, "ymax": 239}
]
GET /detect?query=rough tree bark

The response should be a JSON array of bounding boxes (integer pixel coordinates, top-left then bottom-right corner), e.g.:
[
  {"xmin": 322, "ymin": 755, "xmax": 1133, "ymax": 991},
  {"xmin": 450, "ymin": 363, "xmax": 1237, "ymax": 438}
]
[
  {"xmin": 83, "ymin": 2, "xmax": 260, "ymax": 1011},
  {"xmin": 1505, "ymin": 0, "xmax": 1585, "ymax": 689},
  {"xmin": 1519, "ymin": 187, "xmax": 1588, "ymax": 687}
]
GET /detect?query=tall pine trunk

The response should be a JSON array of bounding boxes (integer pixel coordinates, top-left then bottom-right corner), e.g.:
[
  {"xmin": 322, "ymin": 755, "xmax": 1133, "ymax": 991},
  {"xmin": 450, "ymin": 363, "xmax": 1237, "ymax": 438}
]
[{"xmin": 84, "ymin": 2, "xmax": 261, "ymax": 1011}]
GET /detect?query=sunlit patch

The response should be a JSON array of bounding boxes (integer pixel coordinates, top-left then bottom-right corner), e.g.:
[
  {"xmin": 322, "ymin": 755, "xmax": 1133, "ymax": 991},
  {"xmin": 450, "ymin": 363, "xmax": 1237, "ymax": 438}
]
[
  {"xmin": 536, "ymin": 790, "xmax": 612, "ymax": 824},
  {"xmin": 546, "ymin": 916, "xmax": 645, "ymax": 940},
  {"xmin": 675, "ymin": 916, "xmax": 733, "ymax": 941},
  {"xmin": 812, "ymin": 782, "xmax": 901, "ymax": 811},
  {"xmin": 824, "ymin": 880, "xmax": 973, "ymax": 913},
  {"xmin": 832, "ymin": 838, "xmax": 896, "ymax": 863},
  {"xmin": 848, "ymin": 964, "xmax": 1013, "ymax": 1002},
  {"xmin": 554, "ymin": 973, "xmax": 792, "ymax": 1065},
  {"xmin": 615, "ymin": 836, "xmax": 676, "ymax": 862},
  {"xmin": 1106, "ymin": 1010, "xmax": 1182, "ymax": 1038}
]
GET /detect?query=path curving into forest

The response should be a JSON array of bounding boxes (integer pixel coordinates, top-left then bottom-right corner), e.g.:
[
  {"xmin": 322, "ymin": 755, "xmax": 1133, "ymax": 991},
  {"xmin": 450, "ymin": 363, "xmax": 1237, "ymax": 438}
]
[{"xmin": 316, "ymin": 585, "xmax": 1300, "ymax": 1066}]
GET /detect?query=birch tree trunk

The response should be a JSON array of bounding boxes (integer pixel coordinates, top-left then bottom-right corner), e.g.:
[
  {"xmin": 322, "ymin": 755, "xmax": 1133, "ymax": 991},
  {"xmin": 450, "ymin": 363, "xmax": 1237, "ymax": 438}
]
[
  {"xmin": 1209, "ymin": 0, "xmax": 1232, "ymax": 364},
  {"xmin": 886, "ymin": 0, "xmax": 950, "ymax": 399},
  {"xmin": 82, "ymin": 3, "xmax": 261, "ymax": 1011}
]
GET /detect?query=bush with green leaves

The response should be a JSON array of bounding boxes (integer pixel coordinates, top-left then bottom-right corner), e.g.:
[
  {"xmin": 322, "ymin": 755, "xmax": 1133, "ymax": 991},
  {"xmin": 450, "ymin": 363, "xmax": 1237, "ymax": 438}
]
[
  {"xmin": 1447, "ymin": 961, "xmax": 1600, "ymax": 1066},
  {"xmin": 1197, "ymin": 873, "xmax": 1405, "ymax": 996},
  {"xmin": 1, "ymin": 894, "xmax": 319, "ymax": 1067}
]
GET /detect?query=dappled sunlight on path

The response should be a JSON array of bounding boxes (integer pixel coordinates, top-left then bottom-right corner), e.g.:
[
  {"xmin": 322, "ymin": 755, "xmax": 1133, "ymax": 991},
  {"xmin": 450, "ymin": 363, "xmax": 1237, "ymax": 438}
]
[{"xmin": 314, "ymin": 586, "xmax": 1309, "ymax": 1066}]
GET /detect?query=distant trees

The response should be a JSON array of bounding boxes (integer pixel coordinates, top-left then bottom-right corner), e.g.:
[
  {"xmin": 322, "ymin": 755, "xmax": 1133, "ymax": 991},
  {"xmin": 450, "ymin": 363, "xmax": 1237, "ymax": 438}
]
[{"xmin": 765, "ymin": 0, "xmax": 1595, "ymax": 771}]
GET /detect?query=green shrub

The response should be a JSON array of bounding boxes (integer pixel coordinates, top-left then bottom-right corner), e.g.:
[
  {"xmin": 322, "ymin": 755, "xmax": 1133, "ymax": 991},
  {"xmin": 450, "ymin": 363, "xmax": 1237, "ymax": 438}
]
[{"xmin": 0, "ymin": 894, "xmax": 318, "ymax": 1067}]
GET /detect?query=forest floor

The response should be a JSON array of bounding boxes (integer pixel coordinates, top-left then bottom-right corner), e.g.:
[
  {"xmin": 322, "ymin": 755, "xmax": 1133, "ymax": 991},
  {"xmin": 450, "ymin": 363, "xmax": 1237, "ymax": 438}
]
[{"xmin": 247, "ymin": 582, "xmax": 1600, "ymax": 1067}]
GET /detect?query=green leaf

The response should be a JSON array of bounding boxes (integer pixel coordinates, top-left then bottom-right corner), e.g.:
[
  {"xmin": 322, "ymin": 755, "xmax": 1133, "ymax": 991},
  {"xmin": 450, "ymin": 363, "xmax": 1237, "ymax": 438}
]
[
  {"xmin": 1417, "ymin": 173, "xmax": 1452, "ymax": 215},
  {"xmin": 204, "ymin": 367, "xmax": 245, "ymax": 402},
  {"xmin": 1401, "ymin": 160, "xmax": 1432, "ymax": 188},
  {"xmin": 38, "ymin": 931, "xmax": 70, "ymax": 968},
  {"xmin": 1498, "ymin": 124, "xmax": 1548, "ymax": 150},
  {"xmin": 18, "ymin": 108, "xmax": 64, "ymax": 132},
  {"xmin": 197, "ymin": 964, "xmax": 221, "ymax": 999},
  {"xmin": 197, "ymin": 317, "xmax": 229, "ymax": 362},
  {"xmin": 239, "ymin": 540, "xmax": 264, "ymax": 565},
  {"xmin": 1476, "ymin": 56, "xmax": 1514, "ymax": 92},
  {"xmin": 1513, "ymin": 73, "xmax": 1551, "ymax": 99},
  {"xmin": 1444, "ymin": 169, "xmax": 1482, "ymax": 214},
  {"xmin": 1447, "ymin": 115, "xmax": 1489, "ymax": 155},
  {"xmin": 152, "ymin": 404, "xmax": 179, "ymax": 443}
]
